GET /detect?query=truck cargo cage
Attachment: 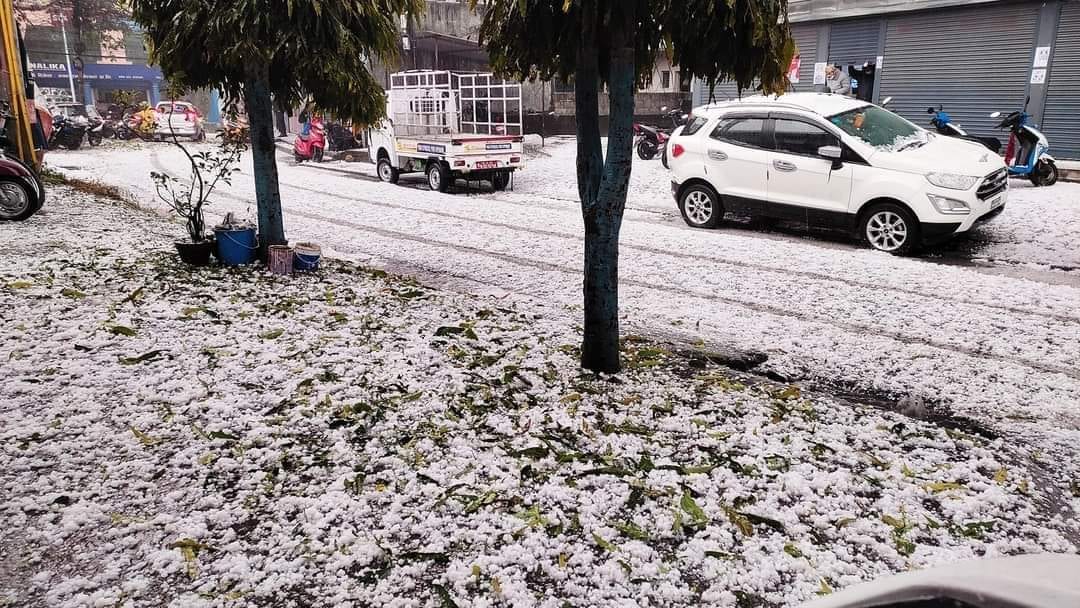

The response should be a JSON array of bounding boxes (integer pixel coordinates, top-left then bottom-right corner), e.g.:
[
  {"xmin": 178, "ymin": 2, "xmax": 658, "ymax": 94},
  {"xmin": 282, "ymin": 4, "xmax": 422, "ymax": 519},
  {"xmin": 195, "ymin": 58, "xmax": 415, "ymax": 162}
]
[{"xmin": 387, "ymin": 70, "xmax": 523, "ymax": 138}]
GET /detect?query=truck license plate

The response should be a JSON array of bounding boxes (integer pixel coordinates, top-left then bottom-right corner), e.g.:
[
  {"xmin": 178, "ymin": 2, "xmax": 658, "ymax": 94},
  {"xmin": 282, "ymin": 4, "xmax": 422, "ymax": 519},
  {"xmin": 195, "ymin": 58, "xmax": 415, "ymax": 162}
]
[{"xmin": 476, "ymin": 161, "xmax": 500, "ymax": 169}]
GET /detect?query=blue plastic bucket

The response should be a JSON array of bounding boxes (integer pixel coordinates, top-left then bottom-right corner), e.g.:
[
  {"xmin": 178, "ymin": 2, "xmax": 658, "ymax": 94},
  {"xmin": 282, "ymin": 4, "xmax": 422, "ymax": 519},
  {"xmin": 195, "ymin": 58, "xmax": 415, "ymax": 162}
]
[
  {"xmin": 215, "ymin": 228, "xmax": 257, "ymax": 266},
  {"xmin": 293, "ymin": 243, "xmax": 322, "ymax": 271}
]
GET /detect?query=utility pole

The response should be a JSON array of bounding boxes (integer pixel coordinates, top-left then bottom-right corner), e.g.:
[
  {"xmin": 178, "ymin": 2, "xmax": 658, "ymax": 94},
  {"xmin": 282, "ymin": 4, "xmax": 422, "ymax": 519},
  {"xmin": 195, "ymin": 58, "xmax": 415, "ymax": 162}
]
[{"xmin": 58, "ymin": 12, "xmax": 77, "ymax": 102}]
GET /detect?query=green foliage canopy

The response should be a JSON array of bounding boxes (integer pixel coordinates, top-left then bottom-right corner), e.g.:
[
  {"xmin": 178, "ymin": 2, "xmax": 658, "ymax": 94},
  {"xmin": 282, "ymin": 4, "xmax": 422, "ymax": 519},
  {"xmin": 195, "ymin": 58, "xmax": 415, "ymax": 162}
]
[
  {"xmin": 473, "ymin": 0, "xmax": 795, "ymax": 96},
  {"xmin": 131, "ymin": 0, "xmax": 425, "ymax": 124}
]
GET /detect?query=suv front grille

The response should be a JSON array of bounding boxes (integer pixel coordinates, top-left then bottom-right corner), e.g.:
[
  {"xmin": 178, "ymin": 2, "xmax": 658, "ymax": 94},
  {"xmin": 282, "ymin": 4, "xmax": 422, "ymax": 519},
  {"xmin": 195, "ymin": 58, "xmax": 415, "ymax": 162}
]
[{"xmin": 977, "ymin": 168, "xmax": 1007, "ymax": 201}]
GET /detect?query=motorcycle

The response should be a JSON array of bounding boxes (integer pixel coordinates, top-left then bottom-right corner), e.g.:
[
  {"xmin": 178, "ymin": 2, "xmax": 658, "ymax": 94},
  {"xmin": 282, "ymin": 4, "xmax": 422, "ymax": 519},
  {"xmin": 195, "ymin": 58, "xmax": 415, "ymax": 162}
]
[
  {"xmin": 218, "ymin": 116, "xmax": 250, "ymax": 145},
  {"xmin": 990, "ymin": 97, "xmax": 1057, "ymax": 187},
  {"xmin": 926, "ymin": 105, "xmax": 1000, "ymax": 153},
  {"xmin": 294, "ymin": 116, "xmax": 326, "ymax": 162},
  {"xmin": 48, "ymin": 113, "xmax": 89, "ymax": 150},
  {"xmin": 86, "ymin": 114, "xmax": 106, "ymax": 147}
]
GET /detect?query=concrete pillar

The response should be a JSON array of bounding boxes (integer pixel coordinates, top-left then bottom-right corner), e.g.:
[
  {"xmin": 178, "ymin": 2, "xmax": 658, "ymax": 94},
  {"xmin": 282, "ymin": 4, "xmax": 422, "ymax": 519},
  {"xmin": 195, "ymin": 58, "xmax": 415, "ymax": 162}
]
[
  {"xmin": 208, "ymin": 89, "xmax": 222, "ymax": 125},
  {"xmin": 812, "ymin": 23, "xmax": 831, "ymax": 93},
  {"xmin": 1028, "ymin": 1, "xmax": 1064, "ymax": 126},
  {"xmin": 873, "ymin": 19, "xmax": 888, "ymax": 104},
  {"xmin": 148, "ymin": 81, "xmax": 161, "ymax": 106},
  {"xmin": 82, "ymin": 81, "xmax": 94, "ymax": 107}
]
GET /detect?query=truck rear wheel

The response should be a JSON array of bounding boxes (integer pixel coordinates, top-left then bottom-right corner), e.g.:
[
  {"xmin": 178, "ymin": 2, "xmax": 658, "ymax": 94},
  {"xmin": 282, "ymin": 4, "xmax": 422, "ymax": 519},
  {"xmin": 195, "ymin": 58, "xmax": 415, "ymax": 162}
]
[
  {"xmin": 492, "ymin": 171, "xmax": 510, "ymax": 191},
  {"xmin": 377, "ymin": 158, "xmax": 399, "ymax": 184},
  {"xmin": 427, "ymin": 162, "xmax": 450, "ymax": 192}
]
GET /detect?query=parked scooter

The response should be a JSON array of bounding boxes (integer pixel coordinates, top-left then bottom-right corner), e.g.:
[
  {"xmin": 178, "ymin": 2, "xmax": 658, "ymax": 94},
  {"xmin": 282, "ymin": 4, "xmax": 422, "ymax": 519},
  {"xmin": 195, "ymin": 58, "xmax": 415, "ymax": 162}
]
[
  {"xmin": 926, "ymin": 105, "xmax": 1000, "ymax": 153},
  {"xmin": 86, "ymin": 114, "xmax": 106, "ymax": 147},
  {"xmin": 635, "ymin": 107, "xmax": 686, "ymax": 162},
  {"xmin": 990, "ymin": 97, "xmax": 1057, "ymax": 187},
  {"xmin": 48, "ymin": 113, "xmax": 89, "ymax": 150},
  {"xmin": 634, "ymin": 123, "xmax": 667, "ymax": 161},
  {"xmin": 0, "ymin": 102, "xmax": 46, "ymax": 221},
  {"xmin": 294, "ymin": 115, "xmax": 326, "ymax": 162}
]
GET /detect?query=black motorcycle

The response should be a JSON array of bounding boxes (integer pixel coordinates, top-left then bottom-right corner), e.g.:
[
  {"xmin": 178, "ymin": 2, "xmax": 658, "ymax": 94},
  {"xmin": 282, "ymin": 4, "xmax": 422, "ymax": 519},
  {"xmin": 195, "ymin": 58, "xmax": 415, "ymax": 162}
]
[
  {"xmin": 48, "ymin": 113, "xmax": 89, "ymax": 150},
  {"xmin": 86, "ymin": 115, "xmax": 106, "ymax": 146}
]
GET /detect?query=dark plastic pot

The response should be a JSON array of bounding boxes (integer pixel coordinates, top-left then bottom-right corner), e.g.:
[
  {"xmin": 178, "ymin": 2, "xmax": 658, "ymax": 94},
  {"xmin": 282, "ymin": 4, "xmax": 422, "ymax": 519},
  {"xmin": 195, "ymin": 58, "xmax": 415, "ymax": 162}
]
[{"xmin": 175, "ymin": 240, "xmax": 214, "ymax": 266}]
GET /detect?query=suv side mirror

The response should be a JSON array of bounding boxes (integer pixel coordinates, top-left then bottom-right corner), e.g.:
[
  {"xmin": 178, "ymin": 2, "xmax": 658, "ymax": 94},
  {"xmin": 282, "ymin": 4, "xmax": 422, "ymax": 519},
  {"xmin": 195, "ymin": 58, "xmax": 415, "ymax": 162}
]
[
  {"xmin": 818, "ymin": 145, "xmax": 842, "ymax": 160},
  {"xmin": 819, "ymin": 145, "xmax": 844, "ymax": 170}
]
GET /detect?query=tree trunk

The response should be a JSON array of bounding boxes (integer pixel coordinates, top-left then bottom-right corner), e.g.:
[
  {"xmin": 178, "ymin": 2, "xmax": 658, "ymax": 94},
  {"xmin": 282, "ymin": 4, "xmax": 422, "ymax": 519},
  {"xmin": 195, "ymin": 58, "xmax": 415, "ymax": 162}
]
[
  {"xmin": 244, "ymin": 62, "xmax": 287, "ymax": 252},
  {"xmin": 577, "ymin": 3, "xmax": 636, "ymax": 374}
]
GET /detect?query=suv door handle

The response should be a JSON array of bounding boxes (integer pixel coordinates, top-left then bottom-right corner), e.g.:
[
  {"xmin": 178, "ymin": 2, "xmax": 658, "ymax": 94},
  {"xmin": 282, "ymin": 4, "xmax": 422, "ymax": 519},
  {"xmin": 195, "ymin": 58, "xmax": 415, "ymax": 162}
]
[
  {"xmin": 773, "ymin": 159, "xmax": 797, "ymax": 172},
  {"xmin": 707, "ymin": 149, "xmax": 728, "ymax": 161}
]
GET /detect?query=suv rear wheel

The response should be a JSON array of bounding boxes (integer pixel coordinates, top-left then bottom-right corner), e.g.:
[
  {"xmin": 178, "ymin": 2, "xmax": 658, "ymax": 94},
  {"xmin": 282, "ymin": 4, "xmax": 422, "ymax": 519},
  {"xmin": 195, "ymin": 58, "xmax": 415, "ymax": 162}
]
[
  {"xmin": 679, "ymin": 184, "xmax": 722, "ymax": 229},
  {"xmin": 861, "ymin": 203, "xmax": 920, "ymax": 255}
]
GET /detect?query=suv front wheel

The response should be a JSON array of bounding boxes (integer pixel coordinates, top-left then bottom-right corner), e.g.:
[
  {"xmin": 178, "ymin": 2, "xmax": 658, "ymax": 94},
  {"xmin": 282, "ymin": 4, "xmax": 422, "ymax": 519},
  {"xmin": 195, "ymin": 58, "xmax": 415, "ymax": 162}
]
[
  {"xmin": 860, "ymin": 203, "xmax": 920, "ymax": 255},
  {"xmin": 679, "ymin": 184, "xmax": 722, "ymax": 229}
]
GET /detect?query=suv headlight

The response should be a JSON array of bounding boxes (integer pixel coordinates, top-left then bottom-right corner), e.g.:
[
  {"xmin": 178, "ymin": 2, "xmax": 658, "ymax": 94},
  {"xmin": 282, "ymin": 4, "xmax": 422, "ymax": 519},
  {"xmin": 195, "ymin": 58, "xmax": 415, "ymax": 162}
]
[
  {"xmin": 925, "ymin": 172, "xmax": 979, "ymax": 190},
  {"xmin": 927, "ymin": 193, "xmax": 971, "ymax": 215}
]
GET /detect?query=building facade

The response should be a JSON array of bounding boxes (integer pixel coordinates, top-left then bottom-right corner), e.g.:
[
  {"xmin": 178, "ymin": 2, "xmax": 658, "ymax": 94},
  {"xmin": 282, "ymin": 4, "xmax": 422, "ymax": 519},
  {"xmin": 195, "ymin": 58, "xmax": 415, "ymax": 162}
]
[
  {"xmin": 20, "ymin": 10, "xmax": 164, "ymax": 108},
  {"xmin": 693, "ymin": 0, "xmax": 1080, "ymax": 159}
]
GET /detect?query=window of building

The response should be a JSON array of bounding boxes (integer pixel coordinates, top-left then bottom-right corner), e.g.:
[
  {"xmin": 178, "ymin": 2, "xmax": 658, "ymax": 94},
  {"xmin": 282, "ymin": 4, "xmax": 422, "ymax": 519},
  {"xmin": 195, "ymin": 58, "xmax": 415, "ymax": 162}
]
[
  {"xmin": 661, "ymin": 70, "xmax": 671, "ymax": 90},
  {"xmin": 679, "ymin": 71, "xmax": 692, "ymax": 93}
]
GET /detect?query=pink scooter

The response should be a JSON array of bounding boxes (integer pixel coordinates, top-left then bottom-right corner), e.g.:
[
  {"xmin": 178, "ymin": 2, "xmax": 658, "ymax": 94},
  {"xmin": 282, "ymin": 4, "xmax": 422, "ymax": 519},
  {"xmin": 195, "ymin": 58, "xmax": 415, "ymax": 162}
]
[{"xmin": 293, "ymin": 116, "xmax": 325, "ymax": 162}]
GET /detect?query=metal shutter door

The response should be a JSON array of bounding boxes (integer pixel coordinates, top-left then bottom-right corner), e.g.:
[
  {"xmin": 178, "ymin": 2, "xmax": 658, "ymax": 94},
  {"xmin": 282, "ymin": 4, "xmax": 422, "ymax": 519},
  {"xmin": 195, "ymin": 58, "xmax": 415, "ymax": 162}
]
[
  {"xmin": 879, "ymin": 3, "xmax": 1037, "ymax": 139},
  {"xmin": 789, "ymin": 24, "xmax": 820, "ymax": 93},
  {"xmin": 829, "ymin": 18, "xmax": 880, "ymax": 70},
  {"xmin": 694, "ymin": 23, "xmax": 819, "ymax": 104},
  {"xmin": 1042, "ymin": 3, "xmax": 1080, "ymax": 160}
]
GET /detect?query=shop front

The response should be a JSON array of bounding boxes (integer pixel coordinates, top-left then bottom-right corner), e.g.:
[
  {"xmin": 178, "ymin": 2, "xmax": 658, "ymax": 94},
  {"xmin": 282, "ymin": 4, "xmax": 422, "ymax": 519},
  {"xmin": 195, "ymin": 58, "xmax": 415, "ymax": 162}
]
[{"xmin": 28, "ymin": 61, "xmax": 164, "ymax": 108}]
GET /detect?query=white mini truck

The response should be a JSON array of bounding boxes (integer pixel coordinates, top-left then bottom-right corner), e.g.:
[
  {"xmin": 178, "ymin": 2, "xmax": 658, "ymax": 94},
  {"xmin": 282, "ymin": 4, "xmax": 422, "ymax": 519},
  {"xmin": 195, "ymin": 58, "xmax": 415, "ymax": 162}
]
[{"xmin": 369, "ymin": 71, "xmax": 526, "ymax": 192}]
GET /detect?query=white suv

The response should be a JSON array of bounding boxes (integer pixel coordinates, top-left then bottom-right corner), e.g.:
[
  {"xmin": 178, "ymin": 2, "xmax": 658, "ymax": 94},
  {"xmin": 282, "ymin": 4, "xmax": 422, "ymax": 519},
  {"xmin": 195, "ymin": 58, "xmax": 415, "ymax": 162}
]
[{"xmin": 667, "ymin": 93, "xmax": 1008, "ymax": 254}]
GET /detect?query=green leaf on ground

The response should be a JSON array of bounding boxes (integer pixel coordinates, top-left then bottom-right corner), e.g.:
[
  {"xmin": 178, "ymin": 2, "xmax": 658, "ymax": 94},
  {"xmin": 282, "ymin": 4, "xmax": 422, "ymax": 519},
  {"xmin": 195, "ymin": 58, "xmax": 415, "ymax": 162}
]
[
  {"xmin": 783, "ymin": 542, "xmax": 803, "ymax": 558},
  {"xmin": 432, "ymin": 584, "xmax": 458, "ymax": 608},
  {"xmin": 725, "ymin": 508, "xmax": 754, "ymax": 537},
  {"xmin": 259, "ymin": 328, "xmax": 284, "ymax": 340},
  {"xmin": 119, "ymin": 350, "xmax": 166, "ymax": 365},
  {"xmin": 680, "ymin": 492, "xmax": 708, "ymax": 525},
  {"xmin": 614, "ymin": 520, "xmax": 649, "ymax": 541},
  {"xmin": 7, "ymin": 280, "xmax": 32, "ymax": 289},
  {"xmin": 168, "ymin": 538, "xmax": 208, "ymax": 580},
  {"xmin": 923, "ymin": 481, "xmax": 965, "ymax": 493},
  {"xmin": 817, "ymin": 579, "xmax": 834, "ymax": 596},
  {"xmin": 130, "ymin": 427, "xmax": 163, "ymax": 446},
  {"xmin": 592, "ymin": 532, "xmax": 617, "ymax": 553},
  {"xmin": 106, "ymin": 325, "xmax": 137, "ymax": 337},
  {"xmin": 61, "ymin": 287, "xmax": 86, "ymax": 299}
]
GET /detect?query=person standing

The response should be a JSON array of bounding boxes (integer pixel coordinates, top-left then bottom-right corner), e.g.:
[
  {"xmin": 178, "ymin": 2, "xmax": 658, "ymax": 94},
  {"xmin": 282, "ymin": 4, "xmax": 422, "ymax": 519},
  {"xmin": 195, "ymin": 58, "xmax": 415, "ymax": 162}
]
[{"xmin": 825, "ymin": 64, "xmax": 852, "ymax": 97}]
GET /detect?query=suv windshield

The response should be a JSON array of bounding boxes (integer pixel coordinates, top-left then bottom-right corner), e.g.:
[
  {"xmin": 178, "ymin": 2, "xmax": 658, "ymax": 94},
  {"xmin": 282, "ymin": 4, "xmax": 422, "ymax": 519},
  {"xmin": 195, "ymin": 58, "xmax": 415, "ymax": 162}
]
[{"xmin": 828, "ymin": 105, "xmax": 924, "ymax": 151}]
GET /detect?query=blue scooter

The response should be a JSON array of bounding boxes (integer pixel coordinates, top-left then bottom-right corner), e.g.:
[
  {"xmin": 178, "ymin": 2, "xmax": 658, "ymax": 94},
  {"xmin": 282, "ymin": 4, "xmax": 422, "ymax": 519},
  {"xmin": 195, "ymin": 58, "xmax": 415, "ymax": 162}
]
[
  {"xmin": 926, "ymin": 105, "xmax": 1001, "ymax": 153},
  {"xmin": 990, "ymin": 98, "xmax": 1057, "ymax": 187}
]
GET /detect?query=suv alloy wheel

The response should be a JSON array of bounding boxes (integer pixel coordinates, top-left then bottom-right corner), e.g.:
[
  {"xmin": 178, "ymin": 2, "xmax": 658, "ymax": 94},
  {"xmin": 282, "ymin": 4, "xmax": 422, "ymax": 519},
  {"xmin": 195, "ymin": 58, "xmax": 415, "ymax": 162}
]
[{"xmin": 679, "ymin": 185, "xmax": 721, "ymax": 229}]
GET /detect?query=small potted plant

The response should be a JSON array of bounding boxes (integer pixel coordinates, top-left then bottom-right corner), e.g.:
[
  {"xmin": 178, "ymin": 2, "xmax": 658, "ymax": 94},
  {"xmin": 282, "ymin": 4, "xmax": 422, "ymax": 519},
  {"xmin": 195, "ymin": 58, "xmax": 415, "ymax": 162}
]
[{"xmin": 151, "ymin": 111, "xmax": 245, "ymax": 265}]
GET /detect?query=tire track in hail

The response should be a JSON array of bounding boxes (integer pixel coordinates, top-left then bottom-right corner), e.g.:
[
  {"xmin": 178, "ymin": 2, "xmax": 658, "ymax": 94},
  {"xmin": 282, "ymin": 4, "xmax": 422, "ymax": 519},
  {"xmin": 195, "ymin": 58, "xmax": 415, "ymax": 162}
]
[
  {"xmin": 288, "ymin": 154, "xmax": 1080, "ymax": 285},
  {"xmin": 158, "ymin": 183, "xmax": 1077, "ymax": 380},
  {"xmin": 269, "ymin": 166, "xmax": 1080, "ymax": 325}
]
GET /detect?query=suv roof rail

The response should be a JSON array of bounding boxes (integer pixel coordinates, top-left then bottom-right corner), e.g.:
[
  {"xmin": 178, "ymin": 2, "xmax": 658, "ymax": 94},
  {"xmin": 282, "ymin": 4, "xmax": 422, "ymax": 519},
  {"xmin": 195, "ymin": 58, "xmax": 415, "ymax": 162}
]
[{"xmin": 699, "ymin": 99, "xmax": 817, "ymax": 114}]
